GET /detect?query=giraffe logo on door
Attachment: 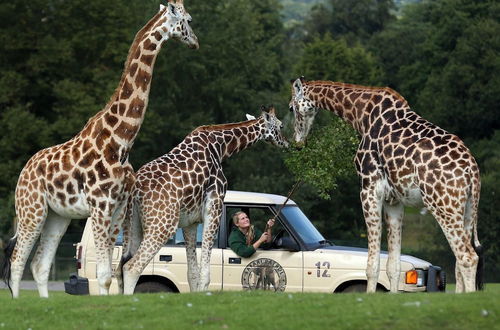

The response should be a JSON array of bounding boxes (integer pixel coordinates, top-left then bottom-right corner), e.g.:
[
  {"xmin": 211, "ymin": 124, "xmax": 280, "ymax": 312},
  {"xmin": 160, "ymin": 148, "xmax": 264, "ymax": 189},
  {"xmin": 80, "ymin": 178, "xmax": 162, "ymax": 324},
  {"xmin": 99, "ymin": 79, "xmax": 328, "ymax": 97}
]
[{"xmin": 241, "ymin": 258, "xmax": 287, "ymax": 291}]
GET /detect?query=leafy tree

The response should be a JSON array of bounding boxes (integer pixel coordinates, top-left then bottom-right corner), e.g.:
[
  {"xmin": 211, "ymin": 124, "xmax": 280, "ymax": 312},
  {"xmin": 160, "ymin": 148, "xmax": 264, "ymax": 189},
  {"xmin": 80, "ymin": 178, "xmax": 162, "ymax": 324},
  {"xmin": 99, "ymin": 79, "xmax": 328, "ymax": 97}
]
[
  {"xmin": 130, "ymin": 0, "xmax": 291, "ymax": 196},
  {"xmin": 470, "ymin": 131, "xmax": 500, "ymax": 282},
  {"xmin": 0, "ymin": 0, "xmax": 292, "ymax": 237},
  {"xmin": 0, "ymin": 0, "xmax": 152, "ymax": 234},
  {"xmin": 370, "ymin": 0, "xmax": 500, "ymax": 140},
  {"xmin": 303, "ymin": 0, "xmax": 396, "ymax": 43}
]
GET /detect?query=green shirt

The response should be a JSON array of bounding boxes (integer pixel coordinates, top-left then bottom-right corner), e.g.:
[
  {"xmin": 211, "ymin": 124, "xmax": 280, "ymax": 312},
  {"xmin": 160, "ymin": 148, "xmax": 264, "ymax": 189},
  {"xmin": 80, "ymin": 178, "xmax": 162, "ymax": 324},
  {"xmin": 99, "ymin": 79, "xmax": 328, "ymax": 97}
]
[{"xmin": 228, "ymin": 227, "xmax": 270, "ymax": 258}]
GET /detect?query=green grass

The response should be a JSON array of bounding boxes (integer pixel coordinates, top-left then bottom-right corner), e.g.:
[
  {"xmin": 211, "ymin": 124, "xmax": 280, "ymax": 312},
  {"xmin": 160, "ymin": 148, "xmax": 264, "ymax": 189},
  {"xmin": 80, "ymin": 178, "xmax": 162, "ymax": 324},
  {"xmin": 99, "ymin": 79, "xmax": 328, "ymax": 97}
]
[{"xmin": 1, "ymin": 285, "xmax": 499, "ymax": 330}]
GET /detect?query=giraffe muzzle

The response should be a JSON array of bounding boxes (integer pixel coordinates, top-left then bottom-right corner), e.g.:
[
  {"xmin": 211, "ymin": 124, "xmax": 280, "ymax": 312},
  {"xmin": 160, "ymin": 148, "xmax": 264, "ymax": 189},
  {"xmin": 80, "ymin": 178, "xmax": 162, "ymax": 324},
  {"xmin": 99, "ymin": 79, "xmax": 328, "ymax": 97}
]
[
  {"xmin": 185, "ymin": 35, "xmax": 199, "ymax": 49},
  {"xmin": 293, "ymin": 141, "xmax": 305, "ymax": 150}
]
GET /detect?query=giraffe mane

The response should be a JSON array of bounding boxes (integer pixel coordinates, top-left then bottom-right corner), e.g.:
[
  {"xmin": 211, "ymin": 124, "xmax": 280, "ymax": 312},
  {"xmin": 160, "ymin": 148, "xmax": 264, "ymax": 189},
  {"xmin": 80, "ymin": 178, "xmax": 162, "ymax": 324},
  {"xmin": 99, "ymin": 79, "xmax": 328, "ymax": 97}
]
[
  {"xmin": 79, "ymin": 11, "xmax": 166, "ymax": 128},
  {"xmin": 306, "ymin": 80, "xmax": 408, "ymax": 103},
  {"xmin": 105, "ymin": 10, "xmax": 165, "ymax": 109},
  {"xmin": 192, "ymin": 119, "xmax": 260, "ymax": 133}
]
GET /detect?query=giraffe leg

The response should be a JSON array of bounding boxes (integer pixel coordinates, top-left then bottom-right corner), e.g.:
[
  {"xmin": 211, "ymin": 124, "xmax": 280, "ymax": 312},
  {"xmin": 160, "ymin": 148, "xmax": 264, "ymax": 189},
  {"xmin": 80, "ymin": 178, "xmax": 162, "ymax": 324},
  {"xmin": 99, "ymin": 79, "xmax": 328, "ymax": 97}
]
[
  {"xmin": 428, "ymin": 206, "xmax": 478, "ymax": 293},
  {"xmin": 361, "ymin": 186, "xmax": 383, "ymax": 293},
  {"xmin": 455, "ymin": 265, "xmax": 465, "ymax": 293},
  {"xmin": 108, "ymin": 196, "xmax": 128, "ymax": 294},
  {"xmin": 123, "ymin": 226, "xmax": 177, "ymax": 295},
  {"xmin": 90, "ymin": 215, "xmax": 114, "ymax": 295},
  {"xmin": 9, "ymin": 197, "xmax": 48, "ymax": 298},
  {"xmin": 108, "ymin": 198, "xmax": 129, "ymax": 294},
  {"xmin": 449, "ymin": 231, "xmax": 477, "ymax": 293},
  {"xmin": 198, "ymin": 192, "xmax": 223, "ymax": 291},
  {"xmin": 183, "ymin": 224, "xmax": 200, "ymax": 292},
  {"xmin": 30, "ymin": 210, "xmax": 71, "ymax": 298},
  {"xmin": 384, "ymin": 202, "xmax": 404, "ymax": 293},
  {"xmin": 117, "ymin": 198, "xmax": 142, "ymax": 294},
  {"xmin": 123, "ymin": 199, "xmax": 180, "ymax": 295}
]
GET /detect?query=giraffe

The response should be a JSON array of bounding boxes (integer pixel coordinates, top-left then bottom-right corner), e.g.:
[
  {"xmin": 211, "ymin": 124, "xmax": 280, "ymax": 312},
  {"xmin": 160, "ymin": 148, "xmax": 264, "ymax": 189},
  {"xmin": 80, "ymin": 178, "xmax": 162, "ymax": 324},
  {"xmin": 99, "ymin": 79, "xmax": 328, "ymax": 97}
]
[
  {"xmin": 118, "ymin": 106, "xmax": 288, "ymax": 294},
  {"xmin": 1, "ymin": 0, "xmax": 199, "ymax": 298},
  {"xmin": 289, "ymin": 77, "xmax": 483, "ymax": 293}
]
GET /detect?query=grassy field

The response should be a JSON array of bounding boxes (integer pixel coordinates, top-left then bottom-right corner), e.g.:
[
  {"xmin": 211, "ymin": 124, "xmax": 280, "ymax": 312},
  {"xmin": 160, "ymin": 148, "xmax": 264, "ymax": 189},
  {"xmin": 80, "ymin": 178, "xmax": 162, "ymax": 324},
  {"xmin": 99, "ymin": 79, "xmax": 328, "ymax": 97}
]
[{"xmin": 0, "ymin": 285, "xmax": 499, "ymax": 330}]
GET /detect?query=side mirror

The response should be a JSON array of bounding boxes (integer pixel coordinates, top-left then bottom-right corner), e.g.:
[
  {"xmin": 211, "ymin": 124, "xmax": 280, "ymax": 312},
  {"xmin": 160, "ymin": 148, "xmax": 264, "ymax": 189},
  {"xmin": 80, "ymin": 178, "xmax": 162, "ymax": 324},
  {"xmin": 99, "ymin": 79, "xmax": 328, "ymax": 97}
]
[{"xmin": 277, "ymin": 236, "xmax": 300, "ymax": 252}]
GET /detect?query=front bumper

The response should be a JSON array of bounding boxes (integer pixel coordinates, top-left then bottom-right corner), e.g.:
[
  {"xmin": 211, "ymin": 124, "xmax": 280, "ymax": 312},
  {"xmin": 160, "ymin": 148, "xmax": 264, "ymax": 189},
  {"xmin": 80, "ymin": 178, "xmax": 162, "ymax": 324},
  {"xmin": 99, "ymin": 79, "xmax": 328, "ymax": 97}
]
[
  {"xmin": 425, "ymin": 266, "xmax": 446, "ymax": 292},
  {"xmin": 64, "ymin": 273, "xmax": 89, "ymax": 295}
]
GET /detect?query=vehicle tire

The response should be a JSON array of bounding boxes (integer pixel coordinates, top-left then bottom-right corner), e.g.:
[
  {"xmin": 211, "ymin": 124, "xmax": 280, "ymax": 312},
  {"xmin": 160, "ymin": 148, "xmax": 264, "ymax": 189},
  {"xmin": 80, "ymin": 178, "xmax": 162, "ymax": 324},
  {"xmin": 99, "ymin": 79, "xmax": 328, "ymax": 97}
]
[
  {"xmin": 438, "ymin": 270, "xmax": 446, "ymax": 291},
  {"xmin": 134, "ymin": 281, "xmax": 173, "ymax": 294},
  {"xmin": 341, "ymin": 283, "xmax": 385, "ymax": 293}
]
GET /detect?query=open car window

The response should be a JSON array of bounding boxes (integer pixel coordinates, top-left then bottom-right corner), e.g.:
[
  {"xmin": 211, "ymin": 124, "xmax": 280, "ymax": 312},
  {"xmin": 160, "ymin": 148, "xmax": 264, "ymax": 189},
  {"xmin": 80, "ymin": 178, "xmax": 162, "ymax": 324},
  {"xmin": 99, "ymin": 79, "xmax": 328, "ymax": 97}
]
[{"xmin": 225, "ymin": 205, "xmax": 285, "ymax": 248}]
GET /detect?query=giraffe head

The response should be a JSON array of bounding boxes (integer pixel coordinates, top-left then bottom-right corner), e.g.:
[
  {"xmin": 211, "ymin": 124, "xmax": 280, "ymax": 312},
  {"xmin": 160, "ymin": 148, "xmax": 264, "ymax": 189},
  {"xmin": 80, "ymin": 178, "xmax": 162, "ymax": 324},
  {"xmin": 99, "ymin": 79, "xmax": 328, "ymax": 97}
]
[
  {"xmin": 289, "ymin": 77, "xmax": 319, "ymax": 147},
  {"xmin": 257, "ymin": 105, "xmax": 289, "ymax": 149},
  {"xmin": 159, "ymin": 0, "xmax": 199, "ymax": 49}
]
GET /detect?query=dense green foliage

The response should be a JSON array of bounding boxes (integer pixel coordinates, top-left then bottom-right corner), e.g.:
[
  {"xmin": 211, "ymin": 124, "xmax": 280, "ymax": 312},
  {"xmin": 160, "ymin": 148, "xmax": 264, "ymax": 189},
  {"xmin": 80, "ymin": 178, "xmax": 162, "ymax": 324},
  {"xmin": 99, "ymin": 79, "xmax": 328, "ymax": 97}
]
[
  {"xmin": 0, "ymin": 286, "xmax": 499, "ymax": 329},
  {"xmin": 0, "ymin": 0, "xmax": 498, "ymax": 282}
]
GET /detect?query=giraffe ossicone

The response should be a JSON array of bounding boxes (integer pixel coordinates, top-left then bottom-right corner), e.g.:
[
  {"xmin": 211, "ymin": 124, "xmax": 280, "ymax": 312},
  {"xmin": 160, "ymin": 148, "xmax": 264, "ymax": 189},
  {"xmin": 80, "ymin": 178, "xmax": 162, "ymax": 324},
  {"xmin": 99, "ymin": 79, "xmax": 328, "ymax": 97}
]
[
  {"xmin": 289, "ymin": 78, "xmax": 483, "ymax": 293},
  {"xmin": 118, "ymin": 106, "xmax": 288, "ymax": 294},
  {"xmin": 1, "ymin": 1, "xmax": 198, "ymax": 298}
]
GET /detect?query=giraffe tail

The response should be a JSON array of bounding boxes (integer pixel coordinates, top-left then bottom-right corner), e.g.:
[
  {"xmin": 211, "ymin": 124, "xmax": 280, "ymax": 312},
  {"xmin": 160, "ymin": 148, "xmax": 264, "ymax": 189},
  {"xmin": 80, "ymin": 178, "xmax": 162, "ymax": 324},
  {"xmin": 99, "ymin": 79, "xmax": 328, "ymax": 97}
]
[
  {"xmin": 471, "ymin": 169, "xmax": 484, "ymax": 291},
  {"xmin": 474, "ymin": 243, "xmax": 484, "ymax": 291},
  {"xmin": 119, "ymin": 197, "xmax": 142, "ymax": 289},
  {"xmin": 473, "ymin": 212, "xmax": 484, "ymax": 291},
  {"xmin": 1, "ymin": 236, "xmax": 17, "ymax": 296}
]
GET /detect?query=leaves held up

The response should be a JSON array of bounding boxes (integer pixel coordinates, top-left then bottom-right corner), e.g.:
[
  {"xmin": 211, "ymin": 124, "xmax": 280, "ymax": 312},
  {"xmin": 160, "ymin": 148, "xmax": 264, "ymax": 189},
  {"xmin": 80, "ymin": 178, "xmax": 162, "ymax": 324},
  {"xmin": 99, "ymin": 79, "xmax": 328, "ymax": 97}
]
[{"xmin": 285, "ymin": 117, "xmax": 358, "ymax": 199}]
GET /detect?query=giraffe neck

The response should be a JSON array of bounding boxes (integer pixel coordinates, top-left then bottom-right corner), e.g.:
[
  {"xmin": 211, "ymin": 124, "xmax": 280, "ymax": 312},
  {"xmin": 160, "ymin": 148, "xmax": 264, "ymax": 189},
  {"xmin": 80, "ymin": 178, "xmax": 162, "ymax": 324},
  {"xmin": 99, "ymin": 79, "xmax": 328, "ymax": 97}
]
[
  {"xmin": 78, "ymin": 11, "xmax": 168, "ymax": 150},
  {"xmin": 194, "ymin": 118, "xmax": 267, "ymax": 162},
  {"xmin": 304, "ymin": 81, "xmax": 407, "ymax": 135}
]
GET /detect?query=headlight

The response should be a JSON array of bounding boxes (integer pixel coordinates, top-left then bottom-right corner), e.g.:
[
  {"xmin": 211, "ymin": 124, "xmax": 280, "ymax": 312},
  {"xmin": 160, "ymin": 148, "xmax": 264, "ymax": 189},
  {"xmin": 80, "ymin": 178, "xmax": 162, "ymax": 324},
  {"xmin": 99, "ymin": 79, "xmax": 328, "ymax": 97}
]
[{"xmin": 405, "ymin": 269, "xmax": 425, "ymax": 286}]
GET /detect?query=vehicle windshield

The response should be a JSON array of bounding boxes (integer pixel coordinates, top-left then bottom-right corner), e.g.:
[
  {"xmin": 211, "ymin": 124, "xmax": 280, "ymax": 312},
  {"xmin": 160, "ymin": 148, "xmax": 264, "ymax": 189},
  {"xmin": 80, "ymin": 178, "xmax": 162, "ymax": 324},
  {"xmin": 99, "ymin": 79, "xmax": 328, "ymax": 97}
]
[{"xmin": 280, "ymin": 206, "xmax": 327, "ymax": 247}]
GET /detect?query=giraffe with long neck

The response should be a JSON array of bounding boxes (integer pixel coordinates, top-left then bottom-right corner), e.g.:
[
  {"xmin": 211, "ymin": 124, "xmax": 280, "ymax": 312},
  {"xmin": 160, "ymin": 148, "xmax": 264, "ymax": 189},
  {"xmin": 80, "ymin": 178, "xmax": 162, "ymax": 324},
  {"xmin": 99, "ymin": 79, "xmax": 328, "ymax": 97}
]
[
  {"xmin": 118, "ymin": 107, "xmax": 288, "ymax": 294},
  {"xmin": 289, "ymin": 78, "xmax": 482, "ymax": 293},
  {"xmin": 1, "ymin": 0, "xmax": 198, "ymax": 298}
]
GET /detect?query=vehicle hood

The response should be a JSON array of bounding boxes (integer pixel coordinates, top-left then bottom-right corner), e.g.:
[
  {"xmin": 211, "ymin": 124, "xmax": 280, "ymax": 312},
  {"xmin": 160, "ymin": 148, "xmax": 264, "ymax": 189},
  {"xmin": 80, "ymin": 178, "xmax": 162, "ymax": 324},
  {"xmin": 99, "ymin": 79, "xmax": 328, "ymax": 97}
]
[{"xmin": 318, "ymin": 245, "xmax": 433, "ymax": 269}]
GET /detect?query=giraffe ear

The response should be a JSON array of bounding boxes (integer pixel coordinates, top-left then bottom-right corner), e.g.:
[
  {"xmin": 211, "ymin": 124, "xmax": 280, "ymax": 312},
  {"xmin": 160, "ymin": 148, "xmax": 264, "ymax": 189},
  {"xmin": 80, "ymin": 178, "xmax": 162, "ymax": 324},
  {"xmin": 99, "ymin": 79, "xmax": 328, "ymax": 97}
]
[
  {"xmin": 293, "ymin": 78, "xmax": 304, "ymax": 99},
  {"xmin": 160, "ymin": 4, "xmax": 166, "ymax": 11},
  {"xmin": 246, "ymin": 114, "xmax": 256, "ymax": 120},
  {"xmin": 262, "ymin": 111, "xmax": 271, "ymax": 122},
  {"xmin": 167, "ymin": 3, "xmax": 178, "ymax": 16}
]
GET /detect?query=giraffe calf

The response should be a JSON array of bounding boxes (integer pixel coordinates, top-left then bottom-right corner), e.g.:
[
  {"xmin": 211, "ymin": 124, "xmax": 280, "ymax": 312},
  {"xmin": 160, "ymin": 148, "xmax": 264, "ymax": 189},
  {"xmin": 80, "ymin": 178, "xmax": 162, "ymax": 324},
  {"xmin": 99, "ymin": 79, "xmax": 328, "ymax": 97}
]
[{"xmin": 118, "ymin": 106, "xmax": 288, "ymax": 294}]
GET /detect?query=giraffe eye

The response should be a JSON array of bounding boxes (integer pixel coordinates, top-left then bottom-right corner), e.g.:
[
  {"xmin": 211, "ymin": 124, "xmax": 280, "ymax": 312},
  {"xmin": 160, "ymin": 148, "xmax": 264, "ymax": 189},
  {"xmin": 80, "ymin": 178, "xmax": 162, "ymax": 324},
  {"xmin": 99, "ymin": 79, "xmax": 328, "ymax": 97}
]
[{"xmin": 289, "ymin": 106, "xmax": 293, "ymax": 112}]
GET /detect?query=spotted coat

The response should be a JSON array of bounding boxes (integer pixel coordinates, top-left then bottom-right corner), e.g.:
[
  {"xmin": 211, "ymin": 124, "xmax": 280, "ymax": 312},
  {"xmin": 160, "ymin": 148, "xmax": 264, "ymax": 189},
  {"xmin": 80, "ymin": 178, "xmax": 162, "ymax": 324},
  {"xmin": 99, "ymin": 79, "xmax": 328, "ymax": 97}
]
[
  {"xmin": 119, "ymin": 107, "xmax": 288, "ymax": 294},
  {"xmin": 289, "ymin": 78, "xmax": 482, "ymax": 293},
  {"xmin": 3, "ymin": 1, "xmax": 199, "ymax": 298}
]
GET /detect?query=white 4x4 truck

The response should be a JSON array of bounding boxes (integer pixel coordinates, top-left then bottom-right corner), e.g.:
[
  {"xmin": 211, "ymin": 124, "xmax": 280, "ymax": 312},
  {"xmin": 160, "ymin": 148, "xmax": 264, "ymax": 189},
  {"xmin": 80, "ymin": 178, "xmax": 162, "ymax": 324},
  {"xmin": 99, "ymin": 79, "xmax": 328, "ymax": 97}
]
[{"xmin": 65, "ymin": 190, "xmax": 445, "ymax": 294}]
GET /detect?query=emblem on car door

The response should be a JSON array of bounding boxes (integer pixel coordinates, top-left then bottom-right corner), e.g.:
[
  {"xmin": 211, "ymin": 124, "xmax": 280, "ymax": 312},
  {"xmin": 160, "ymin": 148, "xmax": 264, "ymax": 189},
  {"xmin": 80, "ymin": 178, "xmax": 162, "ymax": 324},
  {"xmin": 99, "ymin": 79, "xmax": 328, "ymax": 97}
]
[{"xmin": 241, "ymin": 258, "xmax": 287, "ymax": 292}]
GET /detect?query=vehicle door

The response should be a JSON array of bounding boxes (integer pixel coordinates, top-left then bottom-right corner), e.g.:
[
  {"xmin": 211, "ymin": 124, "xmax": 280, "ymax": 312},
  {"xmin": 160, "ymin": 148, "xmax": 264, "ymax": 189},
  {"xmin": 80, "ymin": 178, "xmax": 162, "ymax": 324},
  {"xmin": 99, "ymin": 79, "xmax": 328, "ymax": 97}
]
[
  {"xmin": 152, "ymin": 224, "xmax": 223, "ymax": 292},
  {"xmin": 222, "ymin": 205, "xmax": 303, "ymax": 292}
]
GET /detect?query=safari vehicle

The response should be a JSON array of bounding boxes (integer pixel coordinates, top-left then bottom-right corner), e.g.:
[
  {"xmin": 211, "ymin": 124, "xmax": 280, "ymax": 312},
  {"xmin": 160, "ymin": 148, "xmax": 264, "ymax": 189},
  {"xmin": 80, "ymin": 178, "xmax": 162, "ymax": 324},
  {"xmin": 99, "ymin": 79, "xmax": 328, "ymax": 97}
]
[{"xmin": 65, "ymin": 190, "xmax": 445, "ymax": 294}]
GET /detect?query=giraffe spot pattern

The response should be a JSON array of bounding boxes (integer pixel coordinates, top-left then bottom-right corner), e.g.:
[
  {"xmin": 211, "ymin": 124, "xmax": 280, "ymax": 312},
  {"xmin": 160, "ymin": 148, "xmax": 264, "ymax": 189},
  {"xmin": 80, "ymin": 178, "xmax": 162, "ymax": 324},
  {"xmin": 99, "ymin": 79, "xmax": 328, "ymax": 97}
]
[{"xmin": 293, "ymin": 80, "xmax": 481, "ymax": 292}]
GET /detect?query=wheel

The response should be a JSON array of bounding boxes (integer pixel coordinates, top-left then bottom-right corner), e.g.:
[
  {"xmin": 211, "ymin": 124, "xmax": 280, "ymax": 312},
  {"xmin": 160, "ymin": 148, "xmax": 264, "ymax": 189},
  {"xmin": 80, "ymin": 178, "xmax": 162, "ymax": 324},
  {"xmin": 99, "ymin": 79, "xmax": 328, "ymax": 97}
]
[
  {"xmin": 438, "ymin": 270, "xmax": 446, "ymax": 291},
  {"xmin": 341, "ymin": 283, "xmax": 385, "ymax": 293},
  {"xmin": 134, "ymin": 281, "xmax": 173, "ymax": 294}
]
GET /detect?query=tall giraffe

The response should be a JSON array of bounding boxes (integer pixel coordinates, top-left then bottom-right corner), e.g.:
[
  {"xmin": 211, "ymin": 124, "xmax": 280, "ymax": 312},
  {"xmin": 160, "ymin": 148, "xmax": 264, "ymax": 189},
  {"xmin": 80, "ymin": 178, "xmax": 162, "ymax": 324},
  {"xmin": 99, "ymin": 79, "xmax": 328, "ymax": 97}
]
[
  {"xmin": 118, "ymin": 107, "xmax": 288, "ymax": 294},
  {"xmin": 289, "ymin": 78, "xmax": 483, "ymax": 293},
  {"xmin": 1, "ymin": 0, "xmax": 199, "ymax": 298}
]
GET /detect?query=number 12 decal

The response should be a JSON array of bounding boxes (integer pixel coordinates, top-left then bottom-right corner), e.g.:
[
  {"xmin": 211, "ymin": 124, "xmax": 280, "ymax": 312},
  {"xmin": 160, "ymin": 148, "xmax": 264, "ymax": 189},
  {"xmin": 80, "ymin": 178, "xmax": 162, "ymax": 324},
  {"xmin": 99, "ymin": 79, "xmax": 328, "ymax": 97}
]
[{"xmin": 315, "ymin": 261, "xmax": 331, "ymax": 277}]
